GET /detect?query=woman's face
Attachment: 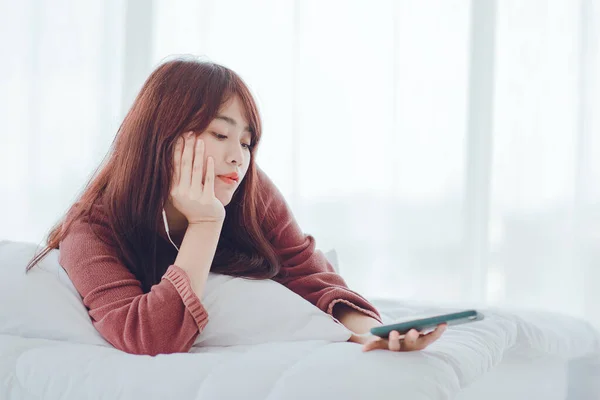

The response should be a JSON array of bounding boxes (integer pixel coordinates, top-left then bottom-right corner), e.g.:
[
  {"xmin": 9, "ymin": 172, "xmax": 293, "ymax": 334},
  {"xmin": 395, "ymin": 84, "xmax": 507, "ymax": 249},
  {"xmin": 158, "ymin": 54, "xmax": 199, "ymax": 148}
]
[{"xmin": 195, "ymin": 95, "xmax": 253, "ymax": 207}]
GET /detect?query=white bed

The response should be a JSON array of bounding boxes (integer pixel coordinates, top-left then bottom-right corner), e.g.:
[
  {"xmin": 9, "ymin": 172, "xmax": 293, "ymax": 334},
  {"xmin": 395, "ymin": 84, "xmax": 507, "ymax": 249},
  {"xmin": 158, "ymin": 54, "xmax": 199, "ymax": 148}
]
[
  {"xmin": 1, "ymin": 241, "xmax": 599, "ymax": 400},
  {"xmin": 375, "ymin": 299, "xmax": 600, "ymax": 400}
]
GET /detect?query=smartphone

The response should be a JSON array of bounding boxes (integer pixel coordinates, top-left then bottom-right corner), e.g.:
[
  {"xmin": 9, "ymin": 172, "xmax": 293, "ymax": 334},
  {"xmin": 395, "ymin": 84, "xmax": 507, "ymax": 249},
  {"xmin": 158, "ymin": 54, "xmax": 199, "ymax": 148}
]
[{"xmin": 370, "ymin": 309, "xmax": 484, "ymax": 338}]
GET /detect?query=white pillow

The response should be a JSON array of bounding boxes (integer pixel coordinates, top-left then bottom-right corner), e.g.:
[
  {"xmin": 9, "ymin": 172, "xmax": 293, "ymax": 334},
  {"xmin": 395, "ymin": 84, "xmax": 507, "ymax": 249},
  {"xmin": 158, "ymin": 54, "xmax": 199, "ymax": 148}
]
[
  {"xmin": 0, "ymin": 241, "xmax": 110, "ymax": 346},
  {"xmin": 194, "ymin": 271, "xmax": 351, "ymax": 347},
  {"xmin": 0, "ymin": 241, "xmax": 351, "ymax": 348}
]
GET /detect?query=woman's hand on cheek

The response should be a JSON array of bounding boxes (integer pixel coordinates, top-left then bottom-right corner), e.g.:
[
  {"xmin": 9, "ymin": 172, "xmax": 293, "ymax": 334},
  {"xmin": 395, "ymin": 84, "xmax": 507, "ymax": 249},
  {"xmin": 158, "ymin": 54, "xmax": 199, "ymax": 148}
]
[
  {"xmin": 171, "ymin": 132, "xmax": 226, "ymax": 224},
  {"xmin": 362, "ymin": 324, "xmax": 447, "ymax": 352}
]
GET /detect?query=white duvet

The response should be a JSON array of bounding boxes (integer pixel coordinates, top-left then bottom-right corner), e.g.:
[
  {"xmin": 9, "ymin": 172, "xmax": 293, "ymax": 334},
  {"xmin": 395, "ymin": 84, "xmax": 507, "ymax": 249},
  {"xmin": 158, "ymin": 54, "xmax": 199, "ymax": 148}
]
[
  {"xmin": 2, "ymin": 305, "xmax": 599, "ymax": 399},
  {"xmin": 0, "ymin": 334, "xmax": 455, "ymax": 399},
  {"xmin": 1, "ymin": 241, "xmax": 599, "ymax": 400}
]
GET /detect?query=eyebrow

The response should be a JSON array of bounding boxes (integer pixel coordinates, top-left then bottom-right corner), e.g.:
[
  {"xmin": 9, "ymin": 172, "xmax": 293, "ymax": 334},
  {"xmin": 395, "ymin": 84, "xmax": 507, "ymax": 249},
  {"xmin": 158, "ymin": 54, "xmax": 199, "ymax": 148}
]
[{"xmin": 215, "ymin": 114, "xmax": 252, "ymax": 134}]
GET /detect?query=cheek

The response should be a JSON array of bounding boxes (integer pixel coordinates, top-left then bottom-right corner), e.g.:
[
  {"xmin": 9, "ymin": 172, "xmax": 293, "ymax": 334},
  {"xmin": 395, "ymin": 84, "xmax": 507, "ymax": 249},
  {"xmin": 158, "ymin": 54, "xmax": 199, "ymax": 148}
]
[{"xmin": 240, "ymin": 163, "xmax": 250, "ymax": 179}]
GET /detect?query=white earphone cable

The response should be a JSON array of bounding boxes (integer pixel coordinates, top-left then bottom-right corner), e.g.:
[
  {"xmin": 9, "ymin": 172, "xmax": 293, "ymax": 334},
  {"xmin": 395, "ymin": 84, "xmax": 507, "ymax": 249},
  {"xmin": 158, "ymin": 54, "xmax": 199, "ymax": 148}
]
[{"xmin": 162, "ymin": 208, "xmax": 180, "ymax": 252}]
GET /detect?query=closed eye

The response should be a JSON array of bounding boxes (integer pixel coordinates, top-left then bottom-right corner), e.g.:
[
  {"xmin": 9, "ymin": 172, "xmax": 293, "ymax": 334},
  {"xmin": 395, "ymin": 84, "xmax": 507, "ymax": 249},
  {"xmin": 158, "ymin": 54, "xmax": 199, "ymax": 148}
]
[{"xmin": 212, "ymin": 132, "xmax": 252, "ymax": 150}]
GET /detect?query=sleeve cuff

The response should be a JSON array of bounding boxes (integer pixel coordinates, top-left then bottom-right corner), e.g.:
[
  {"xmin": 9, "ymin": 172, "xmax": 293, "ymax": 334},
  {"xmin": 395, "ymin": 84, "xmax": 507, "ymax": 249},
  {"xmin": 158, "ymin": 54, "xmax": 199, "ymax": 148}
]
[
  {"xmin": 316, "ymin": 286, "xmax": 382, "ymax": 323},
  {"xmin": 327, "ymin": 298, "xmax": 383, "ymax": 323},
  {"xmin": 162, "ymin": 265, "xmax": 209, "ymax": 329}
]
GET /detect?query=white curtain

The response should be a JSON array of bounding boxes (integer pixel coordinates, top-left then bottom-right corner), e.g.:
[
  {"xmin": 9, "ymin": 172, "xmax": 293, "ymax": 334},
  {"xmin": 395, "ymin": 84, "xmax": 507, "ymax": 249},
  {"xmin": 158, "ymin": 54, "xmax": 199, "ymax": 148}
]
[{"xmin": 1, "ymin": 0, "xmax": 599, "ymax": 328}]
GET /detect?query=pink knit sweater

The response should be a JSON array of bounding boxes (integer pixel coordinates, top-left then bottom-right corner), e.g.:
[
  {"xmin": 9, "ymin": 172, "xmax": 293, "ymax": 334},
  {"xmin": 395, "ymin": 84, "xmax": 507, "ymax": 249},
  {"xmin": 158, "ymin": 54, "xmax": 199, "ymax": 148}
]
[{"xmin": 58, "ymin": 167, "xmax": 381, "ymax": 356}]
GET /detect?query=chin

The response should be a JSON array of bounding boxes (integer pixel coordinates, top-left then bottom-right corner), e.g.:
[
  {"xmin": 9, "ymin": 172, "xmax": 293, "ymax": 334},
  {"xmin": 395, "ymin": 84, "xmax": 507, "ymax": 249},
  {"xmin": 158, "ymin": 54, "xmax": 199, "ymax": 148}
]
[{"xmin": 216, "ymin": 193, "xmax": 231, "ymax": 207}]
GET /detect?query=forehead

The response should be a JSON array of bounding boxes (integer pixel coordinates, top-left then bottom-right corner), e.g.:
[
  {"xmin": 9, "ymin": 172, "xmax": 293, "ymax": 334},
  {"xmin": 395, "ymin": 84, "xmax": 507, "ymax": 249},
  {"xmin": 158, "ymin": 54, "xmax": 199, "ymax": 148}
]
[
  {"xmin": 220, "ymin": 96, "xmax": 248, "ymax": 121},
  {"xmin": 213, "ymin": 96, "xmax": 252, "ymax": 134}
]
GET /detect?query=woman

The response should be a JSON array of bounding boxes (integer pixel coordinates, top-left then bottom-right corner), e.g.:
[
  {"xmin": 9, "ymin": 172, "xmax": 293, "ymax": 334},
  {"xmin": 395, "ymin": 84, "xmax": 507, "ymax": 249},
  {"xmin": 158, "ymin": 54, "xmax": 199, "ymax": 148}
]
[{"xmin": 26, "ymin": 58, "xmax": 446, "ymax": 356}]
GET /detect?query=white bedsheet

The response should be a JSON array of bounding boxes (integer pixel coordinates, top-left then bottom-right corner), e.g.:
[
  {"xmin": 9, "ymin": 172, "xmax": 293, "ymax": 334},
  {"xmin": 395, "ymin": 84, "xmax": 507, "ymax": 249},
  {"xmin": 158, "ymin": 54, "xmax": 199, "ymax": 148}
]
[{"xmin": 2, "ymin": 304, "xmax": 599, "ymax": 400}]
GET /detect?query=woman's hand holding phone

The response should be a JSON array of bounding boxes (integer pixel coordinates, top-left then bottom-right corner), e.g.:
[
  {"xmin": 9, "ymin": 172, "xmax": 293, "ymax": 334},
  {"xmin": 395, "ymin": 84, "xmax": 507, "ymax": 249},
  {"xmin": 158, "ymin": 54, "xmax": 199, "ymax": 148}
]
[{"xmin": 362, "ymin": 324, "xmax": 447, "ymax": 352}]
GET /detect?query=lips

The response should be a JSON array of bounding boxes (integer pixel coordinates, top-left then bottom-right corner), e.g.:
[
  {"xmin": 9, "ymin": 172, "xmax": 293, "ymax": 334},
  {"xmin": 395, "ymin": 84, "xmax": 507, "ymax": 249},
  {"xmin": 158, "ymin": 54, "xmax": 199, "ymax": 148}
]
[
  {"xmin": 218, "ymin": 172, "xmax": 239, "ymax": 182},
  {"xmin": 218, "ymin": 176, "xmax": 237, "ymax": 185}
]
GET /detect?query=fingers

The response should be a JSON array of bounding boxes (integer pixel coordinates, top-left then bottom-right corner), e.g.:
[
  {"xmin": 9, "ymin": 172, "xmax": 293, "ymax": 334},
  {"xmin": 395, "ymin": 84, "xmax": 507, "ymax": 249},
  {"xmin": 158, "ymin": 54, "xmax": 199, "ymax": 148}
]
[
  {"xmin": 403, "ymin": 329, "xmax": 420, "ymax": 350},
  {"xmin": 191, "ymin": 138, "xmax": 204, "ymax": 193},
  {"xmin": 180, "ymin": 131, "xmax": 195, "ymax": 188},
  {"xmin": 419, "ymin": 324, "xmax": 447, "ymax": 347},
  {"xmin": 203, "ymin": 156, "xmax": 215, "ymax": 198},
  {"xmin": 388, "ymin": 330, "xmax": 401, "ymax": 351},
  {"xmin": 406, "ymin": 324, "xmax": 447, "ymax": 350},
  {"xmin": 363, "ymin": 324, "xmax": 448, "ymax": 353},
  {"xmin": 173, "ymin": 137, "xmax": 184, "ymax": 188},
  {"xmin": 363, "ymin": 331, "xmax": 402, "ymax": 352}
]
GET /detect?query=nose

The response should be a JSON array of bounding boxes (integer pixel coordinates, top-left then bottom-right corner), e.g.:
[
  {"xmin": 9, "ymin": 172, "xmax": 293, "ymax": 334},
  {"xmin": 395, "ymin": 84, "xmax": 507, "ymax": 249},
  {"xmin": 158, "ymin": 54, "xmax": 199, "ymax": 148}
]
[{"xmin": 226, "ymin": 140, "xmax": 245, "ymax": 167}]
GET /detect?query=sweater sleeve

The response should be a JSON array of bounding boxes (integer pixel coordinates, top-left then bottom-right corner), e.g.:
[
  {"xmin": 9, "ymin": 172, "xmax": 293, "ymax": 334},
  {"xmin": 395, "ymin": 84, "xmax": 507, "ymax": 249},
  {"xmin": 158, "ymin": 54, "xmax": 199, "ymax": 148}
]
[
  {"xmin": 256, "ymin": 167, "xmax": 382, "ymax": 323},
  {"xmin": 58, "ymin": 203, "xmax": 208, "ymax": 356}
]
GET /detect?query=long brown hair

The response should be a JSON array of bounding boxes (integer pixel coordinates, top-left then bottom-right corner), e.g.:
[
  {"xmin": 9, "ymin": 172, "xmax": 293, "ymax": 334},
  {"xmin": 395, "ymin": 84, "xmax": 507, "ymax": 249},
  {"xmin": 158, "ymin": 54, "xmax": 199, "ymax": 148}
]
[{"xmin": 25, "ymin": 58, "xmax": 281, "ymax": 292}]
